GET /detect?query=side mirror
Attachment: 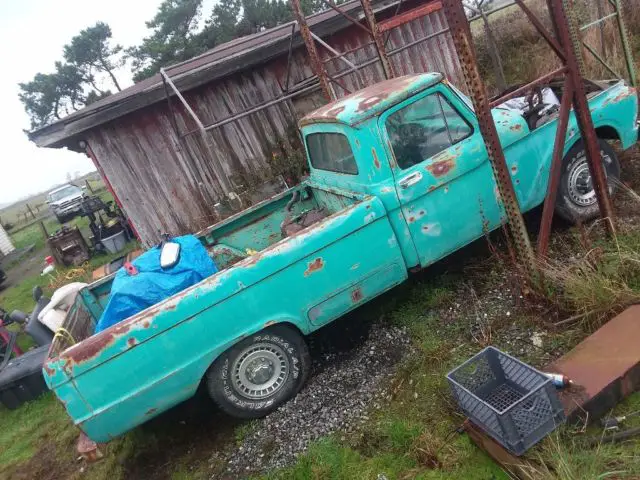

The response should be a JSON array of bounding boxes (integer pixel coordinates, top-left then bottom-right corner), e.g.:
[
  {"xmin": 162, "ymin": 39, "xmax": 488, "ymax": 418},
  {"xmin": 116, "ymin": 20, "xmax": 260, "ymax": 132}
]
[
  {"xmin": 160, "ymin": 242, "xmax": 181, "ymax": 269},
  {"xmin": 33, "ymin": 285, "xmax": 43, "ymax": 301}
]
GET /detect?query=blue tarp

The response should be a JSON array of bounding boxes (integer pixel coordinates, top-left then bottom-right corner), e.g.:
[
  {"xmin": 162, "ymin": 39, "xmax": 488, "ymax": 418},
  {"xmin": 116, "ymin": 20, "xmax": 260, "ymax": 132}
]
[{"xmin": 95, "ymin": 235, "xmax": 217, "ymax": 333}]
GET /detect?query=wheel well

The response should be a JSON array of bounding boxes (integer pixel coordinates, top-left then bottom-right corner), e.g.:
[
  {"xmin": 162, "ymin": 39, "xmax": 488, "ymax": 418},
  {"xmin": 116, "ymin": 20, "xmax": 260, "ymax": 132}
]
[{"xmin": 595, "ymin": 126, "xmax": 620, "ymax": 141}]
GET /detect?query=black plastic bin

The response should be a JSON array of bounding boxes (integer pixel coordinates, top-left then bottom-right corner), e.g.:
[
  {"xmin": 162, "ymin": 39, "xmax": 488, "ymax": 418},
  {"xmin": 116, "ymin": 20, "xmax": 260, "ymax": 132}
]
[
  {"xmin": 0, "ymin": 345, "xmax": 50, "ymax": 409},
  {"xmin": 447, "ymin": 346, "xmax": 565, "ymax": 455}
]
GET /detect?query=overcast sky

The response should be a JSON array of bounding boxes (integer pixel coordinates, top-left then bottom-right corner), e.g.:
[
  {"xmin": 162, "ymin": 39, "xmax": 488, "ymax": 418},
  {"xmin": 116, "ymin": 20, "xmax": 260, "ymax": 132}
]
[{"xmin": 0, "ymin": 0, "xmax": 164, "ymax": 206}]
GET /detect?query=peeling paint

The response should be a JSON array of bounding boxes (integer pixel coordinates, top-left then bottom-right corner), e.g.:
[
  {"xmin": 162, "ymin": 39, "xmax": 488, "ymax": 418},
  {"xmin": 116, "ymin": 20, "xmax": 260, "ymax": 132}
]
[
  {"xmin": 511, "ymin": 164, "xmax": 518, "ymax": 175},
  {"xmin": 421, "ymin": 222, "xmax": 442, "ymax": 236},
  {"xmin": 427, "ymin": 158, "xmax": 455, "ymax": 177},
  {"xmin": 364, "ymin": 212, "xmax": 376, "ymax": 223},
  {"xmin": 303, "ymin": 257, "xmax": 324, "ymax": 277},
  {"xmin": 350, "ymin": 263, "xmax": 360, "ymax": 270}
]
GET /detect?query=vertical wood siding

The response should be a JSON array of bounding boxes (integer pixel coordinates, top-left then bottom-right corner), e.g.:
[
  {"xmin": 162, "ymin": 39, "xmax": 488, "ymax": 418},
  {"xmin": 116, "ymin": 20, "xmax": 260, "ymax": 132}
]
[{"xmin": 87, "ymin": 7, "xmax": 463, "ymax": 246}]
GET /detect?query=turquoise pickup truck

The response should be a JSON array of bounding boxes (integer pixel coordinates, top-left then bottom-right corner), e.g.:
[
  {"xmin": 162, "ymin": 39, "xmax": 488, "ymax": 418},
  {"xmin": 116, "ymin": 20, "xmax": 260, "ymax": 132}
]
[{"xmin": 44, "ymin": 73, "xmax": 638, "ymax": 442}]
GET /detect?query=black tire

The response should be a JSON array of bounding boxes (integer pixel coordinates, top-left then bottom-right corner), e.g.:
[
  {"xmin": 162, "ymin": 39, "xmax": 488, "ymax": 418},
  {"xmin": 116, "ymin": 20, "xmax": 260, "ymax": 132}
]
[
  {"xmin": 55, "ymin": 214, "xmax": 67, "ymax": 224},
  {"xmin": 555, "ymin": 139, "xmax": 620, "ymax": 224},
  {"xmin": 206, "ymin": 325, "xmax": 310, "ymax": 419}
]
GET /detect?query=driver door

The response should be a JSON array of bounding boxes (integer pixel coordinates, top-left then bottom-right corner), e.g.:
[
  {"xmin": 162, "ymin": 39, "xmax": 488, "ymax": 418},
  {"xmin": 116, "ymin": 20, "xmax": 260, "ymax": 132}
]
[{"xmin": 380, "ymin": 86, "xmax": 504, "ymax": 267}]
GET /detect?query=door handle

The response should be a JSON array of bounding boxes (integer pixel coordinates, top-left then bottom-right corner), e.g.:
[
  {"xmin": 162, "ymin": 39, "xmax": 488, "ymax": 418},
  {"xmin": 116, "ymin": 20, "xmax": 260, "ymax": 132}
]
[{"xmin": 398, "ymin": 172, "xmax": 423, "ymax": 189}]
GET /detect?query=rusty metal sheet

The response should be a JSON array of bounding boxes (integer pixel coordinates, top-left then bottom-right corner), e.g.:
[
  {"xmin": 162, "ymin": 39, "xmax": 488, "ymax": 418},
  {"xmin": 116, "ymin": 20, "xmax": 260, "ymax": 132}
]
[{"xmin": 550, "ymin": 305, "xmax": 640, "ymax": 422}]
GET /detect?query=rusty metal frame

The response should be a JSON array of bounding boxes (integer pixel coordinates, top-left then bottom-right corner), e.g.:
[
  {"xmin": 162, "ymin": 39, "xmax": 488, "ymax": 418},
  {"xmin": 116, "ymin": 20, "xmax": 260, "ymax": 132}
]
[
  {"xmin": 442, "ymin": 0, "xmax": 619, "ymax": 277},
  {"xmin": 442, "ymin": 0, "xmax": 538, "ymax": 280},
  {"xmin": 291, "ymin": 0, "xmax": 397, "ymax": 101}
]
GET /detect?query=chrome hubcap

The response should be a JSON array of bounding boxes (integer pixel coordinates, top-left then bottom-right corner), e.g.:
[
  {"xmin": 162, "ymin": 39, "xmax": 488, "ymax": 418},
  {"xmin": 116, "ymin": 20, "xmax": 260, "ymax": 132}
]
[
  {"xmin": 567, "ymin": 152, "xmax": 611, "ymax": 207},
  {"xmin": 232, "ymin": 343, "xmax": 289, "ymax": 399}
]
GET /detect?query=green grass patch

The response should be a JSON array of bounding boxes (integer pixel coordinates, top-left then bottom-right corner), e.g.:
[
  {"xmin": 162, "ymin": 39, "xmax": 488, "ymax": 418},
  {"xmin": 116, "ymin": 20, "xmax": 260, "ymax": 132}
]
[{"xmin": 0, "ymin": 394, "xmax": 78, "ymax": 477}]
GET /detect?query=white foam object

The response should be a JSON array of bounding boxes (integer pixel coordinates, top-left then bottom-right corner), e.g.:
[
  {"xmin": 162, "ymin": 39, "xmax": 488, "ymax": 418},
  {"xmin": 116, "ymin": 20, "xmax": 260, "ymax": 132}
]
[{"xmin": 38, "ymin": 282, "xmax": 88, "ymax": 332}]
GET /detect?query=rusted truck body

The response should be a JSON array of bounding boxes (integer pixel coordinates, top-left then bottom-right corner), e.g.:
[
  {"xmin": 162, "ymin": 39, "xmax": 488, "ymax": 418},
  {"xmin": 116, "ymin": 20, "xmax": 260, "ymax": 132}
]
[{"xmin": 44, "ymin": 73, "xmax": 638, "ymax": 442}]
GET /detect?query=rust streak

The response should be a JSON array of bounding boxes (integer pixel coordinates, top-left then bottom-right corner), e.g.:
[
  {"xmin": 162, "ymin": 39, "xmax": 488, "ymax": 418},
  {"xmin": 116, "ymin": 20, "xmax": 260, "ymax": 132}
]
[
  {"xmin": 351, "ymin": 288, "xmax": 363, "ymax": 303},
  {"xmin": 304, "ymin": 257, "xmax": 324, "ymax": 277},
  {"xmin": 372, "ymin": 148, "xmax": 381, "ymax": 169}
]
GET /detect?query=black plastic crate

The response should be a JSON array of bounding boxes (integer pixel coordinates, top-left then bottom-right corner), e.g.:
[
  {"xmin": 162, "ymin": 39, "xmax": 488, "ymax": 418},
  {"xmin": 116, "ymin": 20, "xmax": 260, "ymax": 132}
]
[
  {"xmin": 447, "ymin": 346, "xmax": 565, "ymax": 455},
  {"xmin": 0, "ymin": 345, "xmax": 49, "ymax": 409}
]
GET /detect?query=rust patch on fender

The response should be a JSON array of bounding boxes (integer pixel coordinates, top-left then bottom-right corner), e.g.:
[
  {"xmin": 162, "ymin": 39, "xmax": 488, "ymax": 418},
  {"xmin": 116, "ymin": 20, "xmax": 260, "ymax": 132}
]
[
  {"xmin": 428, "ymin": 185, "xmax": 436, "ymax": 192},
  {"xmin": 604, "ymin": 87, "xmax": 636, "ymax": 106},
  {"xmin": 510, "ymin": 124, "xmax": 523, "ymax": 132},
  {"xmin": 372, "ymin": 148, "xmax": 381, "ymax": 169},
  {"xmin": 511, "ymin": 165, "xmax": 518, "ymax": 174},
  {"xmin": 351, "ymin": 288, "xmax": 363, "ymax": 303},
  {"xmin": 304, "ymin": 257, "xmax": 324, "ymax": 277},
  {"xmin": 427, "ymin": 158, "xmax": 455, "ymax": 177},
  {"xmin": 43, "ymin": 363, "xmax": 55, "ymax": 376},
  {"xmin": 127, "ymin": 338, "xmax": 137, "ymax": 347},
  {"xmin": 407, "ymin": 216, "xmax": 416, "ymax": 223}
]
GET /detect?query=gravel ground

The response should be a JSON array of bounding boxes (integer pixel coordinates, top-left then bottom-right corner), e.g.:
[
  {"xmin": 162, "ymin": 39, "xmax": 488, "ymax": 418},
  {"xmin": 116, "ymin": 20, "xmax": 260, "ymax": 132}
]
[{"xmin": 215, "ymin": 323, "xmax": 412, "ymax": 477}]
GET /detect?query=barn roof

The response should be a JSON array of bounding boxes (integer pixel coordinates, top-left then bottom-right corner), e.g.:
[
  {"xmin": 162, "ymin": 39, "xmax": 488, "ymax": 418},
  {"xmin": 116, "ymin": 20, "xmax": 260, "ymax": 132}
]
[
  {"xmin": 299, "ymin": 73, "xmax": 443, "ymax": 126},
  {"xmin": 29, "ymin": 0, "xmax": 404, "ymax": 150}
]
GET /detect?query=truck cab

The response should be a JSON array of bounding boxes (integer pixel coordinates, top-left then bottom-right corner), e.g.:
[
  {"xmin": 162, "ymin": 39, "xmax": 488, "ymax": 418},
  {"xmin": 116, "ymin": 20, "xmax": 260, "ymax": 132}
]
[{"xmin": 300, "ymin": 73, "xmax": 637, "ymax": 268}]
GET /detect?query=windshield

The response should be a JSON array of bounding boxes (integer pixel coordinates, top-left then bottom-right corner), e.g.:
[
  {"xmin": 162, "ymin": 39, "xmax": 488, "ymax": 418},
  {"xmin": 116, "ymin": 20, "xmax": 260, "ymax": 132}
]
[{"xmin": 49, "ymin": 185, "xmax": 81, "ymax": 202}]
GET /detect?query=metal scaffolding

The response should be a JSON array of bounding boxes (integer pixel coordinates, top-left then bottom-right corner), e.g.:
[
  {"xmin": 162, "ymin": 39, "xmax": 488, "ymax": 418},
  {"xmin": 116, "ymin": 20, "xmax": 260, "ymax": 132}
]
[{"xmin": 441, "ymin": 0, "xmax": 622, "ymax": 279}]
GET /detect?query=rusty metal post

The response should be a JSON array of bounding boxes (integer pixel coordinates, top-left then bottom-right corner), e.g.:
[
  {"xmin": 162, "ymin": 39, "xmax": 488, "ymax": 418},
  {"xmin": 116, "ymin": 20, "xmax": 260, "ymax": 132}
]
[
  {"xmin": 291, "ymin": 0, "xmax": 335, "ymax": 100},
  {"xmin": 549, "ymin": 0, "xmax": 616, "ymax": 234},
  {"xmin": 361, "ymin": 0, "xmax": 396, "ymax": 79},
  {"xmin": 612, "ymin": 0, "xmax": 638, "ymax": 87},
  {"xmin": 563, "ymin": 0, "xmax": 587, "ymax": 77},
  {"xmin": 442, "ymin": 0, "xmax": 538, "ymax": 281},
  {"xmin": 538, "ymin": 77, "xmax": 574, "ymax": 256}
]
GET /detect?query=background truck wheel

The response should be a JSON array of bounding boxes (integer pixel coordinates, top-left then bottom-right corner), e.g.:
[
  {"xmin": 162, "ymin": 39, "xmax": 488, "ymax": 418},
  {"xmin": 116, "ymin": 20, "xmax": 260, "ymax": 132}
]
[
  {"xmin": 555, "ymin": 139, "xmax": 620, "ymax": 224},
  {"xmin": 55, "ymin": 214, "xmax": 67, "ymax": 224},
  {"xmin": 206, "ymin": 325, "xmax": 310, "ymax": 419}
]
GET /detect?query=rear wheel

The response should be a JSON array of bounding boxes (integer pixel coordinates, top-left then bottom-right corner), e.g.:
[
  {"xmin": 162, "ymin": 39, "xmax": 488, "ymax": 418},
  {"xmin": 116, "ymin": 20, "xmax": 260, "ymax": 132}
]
[
  {"xmin": 206, "ymin": 325, "xmax": 310, "ymax": 419},
  {"xmin": 555, "ymin": 139, "xmax": 620, "ymax": 224}
]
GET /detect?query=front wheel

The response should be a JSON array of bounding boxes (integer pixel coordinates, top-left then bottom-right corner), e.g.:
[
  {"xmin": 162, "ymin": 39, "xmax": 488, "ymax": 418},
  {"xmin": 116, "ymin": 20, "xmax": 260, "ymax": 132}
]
[
  {"xmin": 555, "ymin": 139, "xmax": 620, "ymax": 224},
  {"xmin": 206, "ymin": 325, "xmax": 310, "ymax": 419}
]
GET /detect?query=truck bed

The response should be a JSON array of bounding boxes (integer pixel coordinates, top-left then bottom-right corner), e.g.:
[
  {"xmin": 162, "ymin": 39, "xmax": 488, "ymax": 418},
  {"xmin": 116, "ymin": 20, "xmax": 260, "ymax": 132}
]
[{"xmin": 44, "ymin": 182, "xmax": 408, "ymax": 441}]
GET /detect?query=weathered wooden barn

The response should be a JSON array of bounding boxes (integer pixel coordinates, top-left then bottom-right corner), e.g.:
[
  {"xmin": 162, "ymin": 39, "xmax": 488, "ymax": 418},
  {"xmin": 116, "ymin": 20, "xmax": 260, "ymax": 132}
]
[{"xmin": 30, "ymin": 0, "xmax": 464, "ymax": 246}]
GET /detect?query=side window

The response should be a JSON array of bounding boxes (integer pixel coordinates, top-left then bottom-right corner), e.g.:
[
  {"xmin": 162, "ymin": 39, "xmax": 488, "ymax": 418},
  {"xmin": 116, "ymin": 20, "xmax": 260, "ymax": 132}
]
[
  {"xmin": 307, "ymin": 133, "xmax": 358, "ymax": 175},
  {"xmin": 386, "ymin": 93, "xmax": 472, "ymax": 169}
]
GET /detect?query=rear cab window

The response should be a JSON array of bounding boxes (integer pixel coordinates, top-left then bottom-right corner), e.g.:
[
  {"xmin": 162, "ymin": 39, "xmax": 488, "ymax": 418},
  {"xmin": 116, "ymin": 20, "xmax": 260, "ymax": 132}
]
[{"xmin": 306, "ymin": 133, "xmax": 358, "ymax": 175}]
